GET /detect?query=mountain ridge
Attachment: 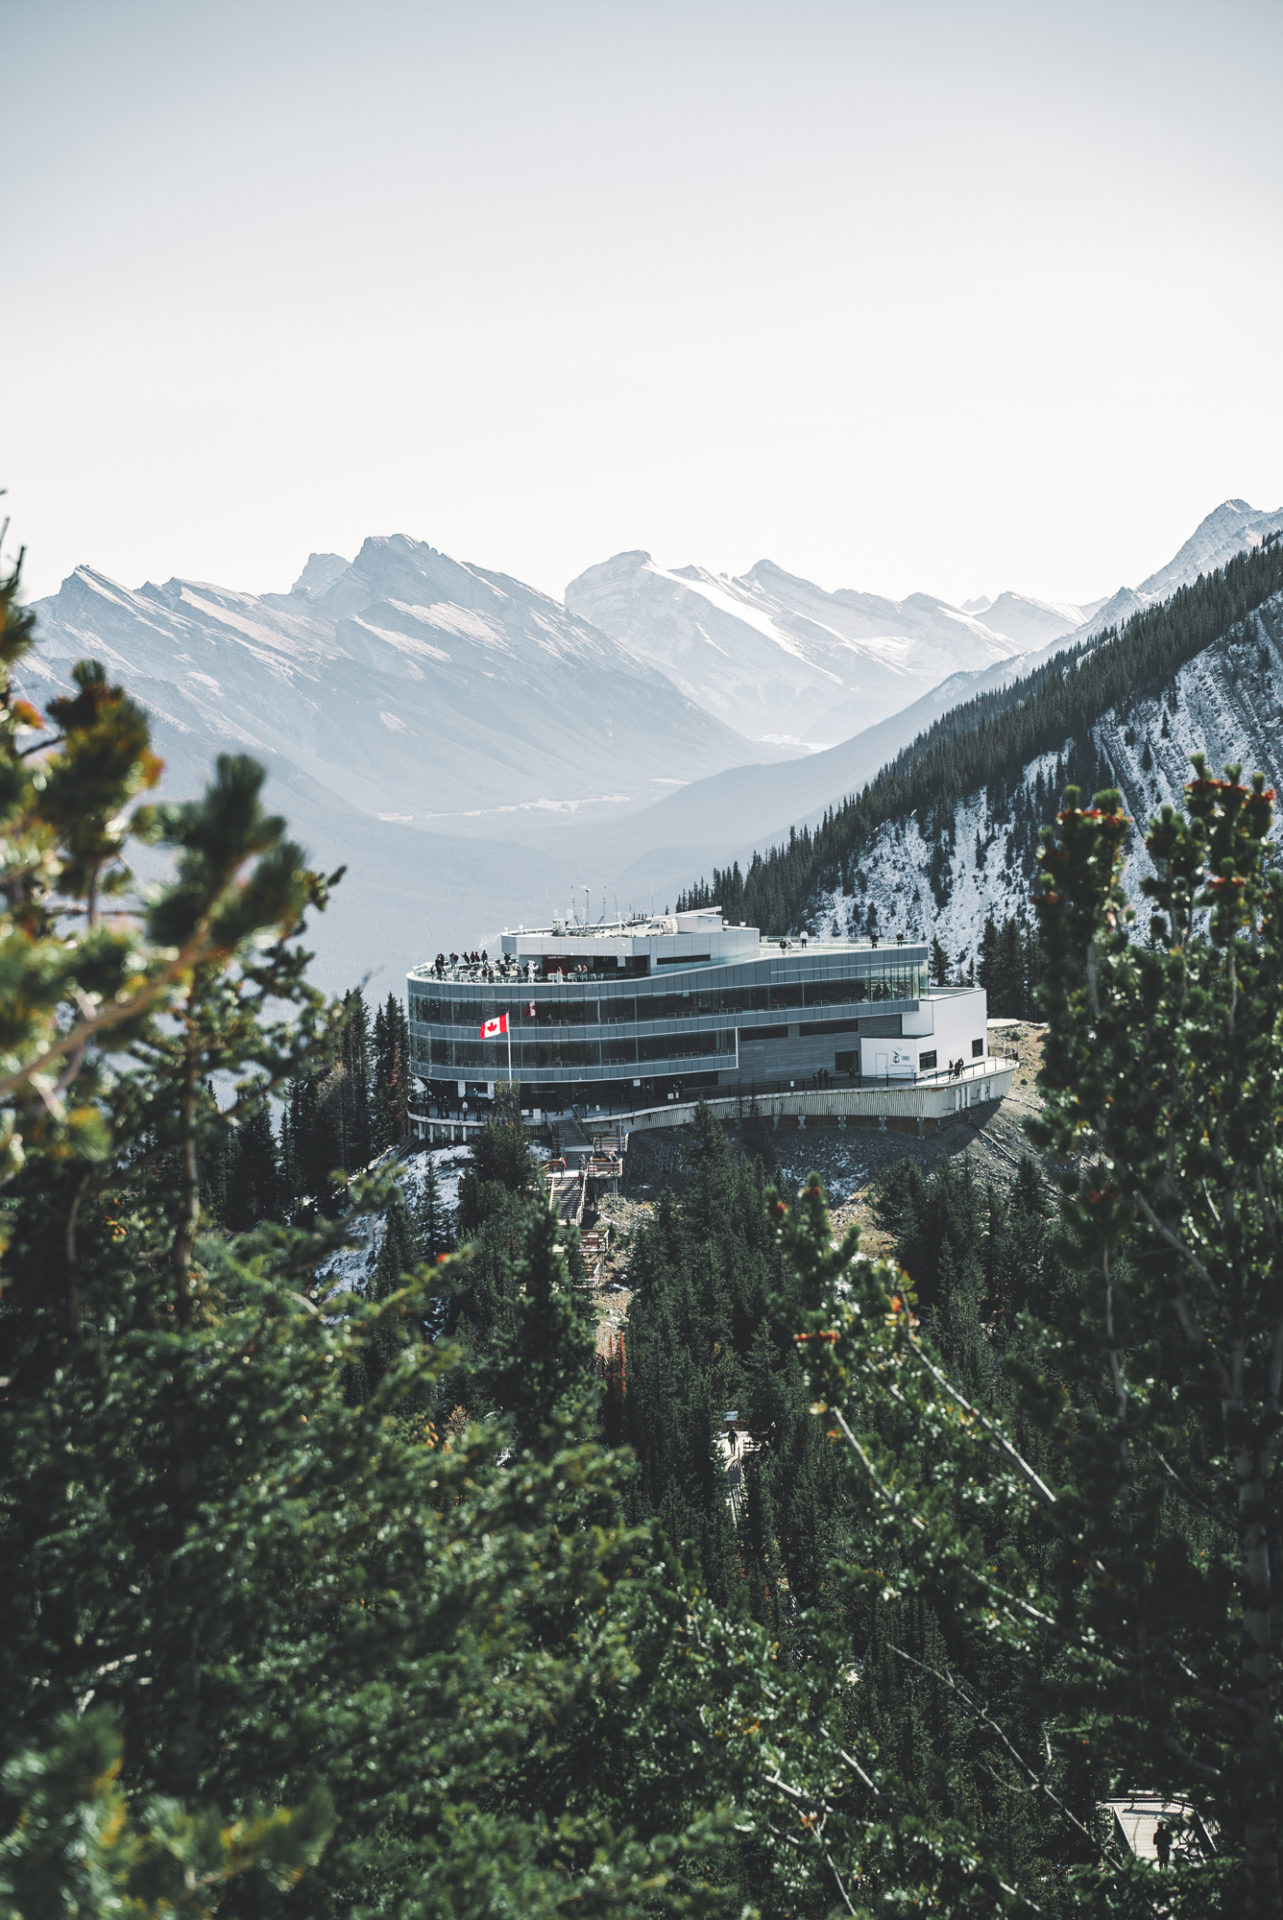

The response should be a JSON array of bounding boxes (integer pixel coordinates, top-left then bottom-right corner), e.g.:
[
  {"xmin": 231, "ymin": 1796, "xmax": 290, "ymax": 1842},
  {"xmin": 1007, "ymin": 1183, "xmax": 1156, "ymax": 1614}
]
[
  {"xmin": 672, "ymin": 528, "xmax": 1283, "ymax": 940},
  {"xmin": 807, "ymin": 581, "xmax": 1283, "ymax": 969},
  {"xmin": 565, "ymin": 547, "xmax": 1048, "ymax": 747}
]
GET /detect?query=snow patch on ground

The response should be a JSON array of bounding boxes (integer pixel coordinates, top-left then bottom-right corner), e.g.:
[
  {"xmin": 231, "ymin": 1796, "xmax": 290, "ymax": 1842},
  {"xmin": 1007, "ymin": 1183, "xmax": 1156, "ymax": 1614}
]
[
  {"xmin": 312, "ymin": 1134, "xmax": 558, "ymax": 1300},
  {"xmin": 316, "ymin": 1145, "xmax": 475, "ymax": 1297}
]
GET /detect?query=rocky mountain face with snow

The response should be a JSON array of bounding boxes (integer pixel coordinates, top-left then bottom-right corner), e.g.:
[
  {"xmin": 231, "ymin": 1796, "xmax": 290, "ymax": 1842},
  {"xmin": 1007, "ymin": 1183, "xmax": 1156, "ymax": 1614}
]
[
  {"xmin": 1079, "ymin": 498, "xmax": 1283, "ymax": 643},
  {"xmin": 564, "ymin": 550, "xmax": 1063, "ymax": 747},
  {"xmin": 565, "ymin": 507, "xmax": 1281, "ymax": 766},
  {"xmin": 23, "ymin": 536, "xmax": 771, "ymax": 990},
  {"xmin": 803, "ymin": 582, "xmax": 1283, "ymax": 971},
  {"xmin": 603, "ymin": 499, "xmax": 1283, "ymax": 911},
  {"xmin": 31, "ymin": 535, "xmax": 757, "ymax": 832}
]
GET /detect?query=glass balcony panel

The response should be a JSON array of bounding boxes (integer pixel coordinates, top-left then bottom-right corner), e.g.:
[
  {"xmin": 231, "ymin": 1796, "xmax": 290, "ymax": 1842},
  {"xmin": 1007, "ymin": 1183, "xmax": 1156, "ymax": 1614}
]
[
  {"xmin": 766, "ymin": 983, "xmax": 804, "ymax": 1009},
  {"xmin": 804, "ymin": 976, "xmax": 869, "ymax": 1007},
  {"xmin": 636, "ymin": 1029, "xmax": 733, "ymax": 1062}
]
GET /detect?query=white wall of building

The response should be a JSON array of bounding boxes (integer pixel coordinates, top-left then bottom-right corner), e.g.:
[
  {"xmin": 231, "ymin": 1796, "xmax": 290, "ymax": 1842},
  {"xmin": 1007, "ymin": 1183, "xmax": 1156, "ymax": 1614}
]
[
  {"xmin": 859, "ymin": 1036, "xmax": 919, "ymax": 1078},
  {"xmin": 862, "ymin": 987, "xmax": 987, "ymax": 1078}
]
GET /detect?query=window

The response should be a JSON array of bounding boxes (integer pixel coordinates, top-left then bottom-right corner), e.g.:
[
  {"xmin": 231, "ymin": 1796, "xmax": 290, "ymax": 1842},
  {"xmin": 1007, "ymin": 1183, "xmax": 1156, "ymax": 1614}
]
[
  {"xmin": 918, "ymin": 1050, "xmax": 937, "ymax": 1071},
  {"xmin": 636, "ymin": 1029, "xmax": 733, "ymax": 1063},
  {"xmin": 834, "ymin": 1050, "xmax": 858, "ymax": 1074},
  {"xmin": 972, "ymin": 1038, "xmax": 984, "ymax": 1058},
  {"xmin": 803, "ymin": 976, "xmax": 868, "ymax": 1008},
  {"xmin": 740, "ymin": 1024, "xmax": 788, "ymax": 1043},
  {"xmin": 540, "ymin": 999, "xmax": 596, "ymax": 1028}
]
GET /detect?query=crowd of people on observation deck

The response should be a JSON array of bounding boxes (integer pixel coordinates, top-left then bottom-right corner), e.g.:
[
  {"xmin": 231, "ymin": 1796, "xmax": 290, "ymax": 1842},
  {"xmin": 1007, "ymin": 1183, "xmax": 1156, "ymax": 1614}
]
[
  {"xmin": 430, "ymin": 949, "xmax": 523, "ymax": 983},
  {"xmin": 426, "ymin": 950, "xmax": 614, "ymax": 986}
]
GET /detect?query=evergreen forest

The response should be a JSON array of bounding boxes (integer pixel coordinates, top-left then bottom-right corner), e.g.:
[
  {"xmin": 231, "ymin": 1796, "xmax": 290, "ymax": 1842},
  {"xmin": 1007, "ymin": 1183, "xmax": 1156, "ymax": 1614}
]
[{"xmin": 8, "ymin": 537, "xmax": 1283, "ymax": 1920}]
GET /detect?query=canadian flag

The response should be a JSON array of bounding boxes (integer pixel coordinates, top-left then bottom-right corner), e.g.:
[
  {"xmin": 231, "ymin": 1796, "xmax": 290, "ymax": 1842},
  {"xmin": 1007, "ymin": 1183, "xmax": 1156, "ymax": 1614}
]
[
  {"xmin": 525, "ymin": 1002, "xmax": 536, "ymax": 1018},
  {"xmin": 480, "ymin": 1013, "xmax": 509, "ymax": 1039}
]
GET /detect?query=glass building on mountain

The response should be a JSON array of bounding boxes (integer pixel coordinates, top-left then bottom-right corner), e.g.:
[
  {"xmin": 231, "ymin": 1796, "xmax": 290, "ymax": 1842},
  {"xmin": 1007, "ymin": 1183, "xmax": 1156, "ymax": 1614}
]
[{"xmin": 407, "ymin": 908, "xmax": 989, "ymax": 1114}]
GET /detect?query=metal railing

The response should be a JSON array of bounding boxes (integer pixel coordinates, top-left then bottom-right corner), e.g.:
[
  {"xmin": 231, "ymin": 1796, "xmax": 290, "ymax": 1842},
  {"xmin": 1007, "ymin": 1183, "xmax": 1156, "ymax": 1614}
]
[{"xmin": 913, "ymin": 1050, "xmax": 1019, "ymax": 1088}]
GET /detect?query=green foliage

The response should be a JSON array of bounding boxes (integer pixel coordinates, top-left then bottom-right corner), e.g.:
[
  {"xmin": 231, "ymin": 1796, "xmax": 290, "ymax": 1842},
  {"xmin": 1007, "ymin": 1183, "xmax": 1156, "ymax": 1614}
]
[
  {"xmin": 762, "ymin": 757, "xmax": 1283, "ymax": 1913},
  {"xmin": 481, "ymin": 1204, "xmax": 598, "ymax": 1452},
  {"xmin": 975, "ymin": 911, "xmax": 1044, "ymax": 1018},
  {"xmin": 16, "ymin": 519, "xmax": 1283, "ymax": 1915},
  {"xmin": 1026, "ymin": 758, "xmax": 1283, "ymax": 1913},
  {"xmin": 224, "ymin": 1094, "xmax": 280, "ymax": 1230},
  {"xmin": 0, "ymin": 1709, "xmax": 331, "ymax": 1918},
  {"xmin": 372, "ymin": 990, "xmax": 410, "ymax": 1151},
  {"xmin": 414, "ymin": 1149, "xmax": 454, "ymax": 1260}
]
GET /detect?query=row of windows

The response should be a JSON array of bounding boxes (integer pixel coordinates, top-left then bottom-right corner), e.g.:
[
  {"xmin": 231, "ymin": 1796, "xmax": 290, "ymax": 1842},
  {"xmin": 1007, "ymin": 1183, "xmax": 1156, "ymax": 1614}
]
[
  {"xmin": 414, "ymin": 1029, "xmax": 739, "ymax": 1071},
  {"xmin": 409, "ymin": 967, "xmax": 926, "ymax": 1030}
]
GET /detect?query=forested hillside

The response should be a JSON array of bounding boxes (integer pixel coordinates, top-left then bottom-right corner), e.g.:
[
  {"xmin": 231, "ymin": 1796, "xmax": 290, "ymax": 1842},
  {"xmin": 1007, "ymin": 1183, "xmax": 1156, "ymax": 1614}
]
[
  {"xmin": 11, "ymin": 539, "xmax": 1283, "ymax": 1915},
  {"xmin": 677, "ymin": 533, "xmax": 1283, "ymax": 940}
]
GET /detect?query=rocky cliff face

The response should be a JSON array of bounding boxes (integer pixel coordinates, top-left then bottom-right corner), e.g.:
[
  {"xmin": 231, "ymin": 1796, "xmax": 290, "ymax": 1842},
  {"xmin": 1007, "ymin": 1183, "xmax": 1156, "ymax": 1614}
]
[
  {"xmin": 568, "ymin": 502, "xmax": 1283, "ymax": 893},
  {"xmin": 803, "ymin": 586, "xmax": 1283, "ymax": 967},
  {"xmin": 1102, "ymin": 498, "xmax": 1283, "ymax": 621}
]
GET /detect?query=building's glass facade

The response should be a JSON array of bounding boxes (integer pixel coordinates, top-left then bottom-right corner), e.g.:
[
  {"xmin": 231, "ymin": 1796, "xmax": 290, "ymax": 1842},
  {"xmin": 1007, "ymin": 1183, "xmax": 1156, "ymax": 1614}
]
[{"xmin": 408, "ymin": 911, "xmax": 937, "ymax": 1111}]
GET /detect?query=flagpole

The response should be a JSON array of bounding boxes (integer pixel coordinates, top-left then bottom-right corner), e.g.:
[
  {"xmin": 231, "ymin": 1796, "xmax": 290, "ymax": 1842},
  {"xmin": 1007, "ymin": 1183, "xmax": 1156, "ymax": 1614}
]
[{"xmin": 506, "ymin": 1016, "xmax": 512, "ymax": 1089}]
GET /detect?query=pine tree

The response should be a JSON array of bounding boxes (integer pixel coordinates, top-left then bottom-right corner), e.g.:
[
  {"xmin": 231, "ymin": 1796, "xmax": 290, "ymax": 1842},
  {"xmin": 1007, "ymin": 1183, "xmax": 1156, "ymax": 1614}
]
[
  {"xmin": 414, "ymin": 1152, "xmax": 454, "ymax": 1261},
  {"xmin": 338, "ymin": 986, "xmax": 373, "ymax": 1171},
  {"xmin": 224, "ymin": 1094, "xmax": 281, "ymax": 1230},
  {"xmin": 353, "ymin": 1185, "xmax": 424, "ymax": 1399},
  {"xmin": 457, "ymin": 1081, "xmax": 535, "ymax": 1234},
  {"xmin": 1026, "ymin": 762, "xmax": 1283, "ymax": 1913},
  {"xmin": 372, "ymin": 991, "xmax": 410, "ymax": 1151},
  {"xmin": 997, "ymin": 913, "xmax": 1022, "ymax": 1015},
  {"xmin": 774, "ymin": 759, "xmax": 1283, "ymax": 1914},
  {"xmin": 975, "ymin": 913, "xmax": 1000, "ymax": 1006},
  {"xmin": 197, "ymin": 1081, "xmax": 233, "ymax": 1226},
  {"xmin": 482, "ymin": 1205, "xmax": 596, "ymax": 1452}
]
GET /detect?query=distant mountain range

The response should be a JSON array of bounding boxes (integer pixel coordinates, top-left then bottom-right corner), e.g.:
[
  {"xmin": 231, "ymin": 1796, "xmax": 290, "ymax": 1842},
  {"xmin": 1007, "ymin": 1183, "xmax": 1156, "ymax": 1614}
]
[
  {"xmin": 565, "ymin": 551, "xmax": 1072, "ymax": 747},
  {"xmin": 29, "ymin": 534, "xmax": 760, "ymax": 829},
  {"xmin": 21, "ymin": 499, "xmax": 1282, "ymax": 990},
  {"xmin": 23, "ymin": 537, "xmax": 768, "ymax": 990}
]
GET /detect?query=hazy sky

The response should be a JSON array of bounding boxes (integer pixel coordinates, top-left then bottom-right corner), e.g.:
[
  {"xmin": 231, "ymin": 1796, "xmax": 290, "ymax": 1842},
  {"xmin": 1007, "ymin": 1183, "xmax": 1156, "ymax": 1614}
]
[{"xmin": 7, "ymin": 0, "xmax": 1282, "ymax": 607}]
